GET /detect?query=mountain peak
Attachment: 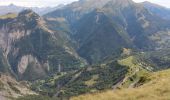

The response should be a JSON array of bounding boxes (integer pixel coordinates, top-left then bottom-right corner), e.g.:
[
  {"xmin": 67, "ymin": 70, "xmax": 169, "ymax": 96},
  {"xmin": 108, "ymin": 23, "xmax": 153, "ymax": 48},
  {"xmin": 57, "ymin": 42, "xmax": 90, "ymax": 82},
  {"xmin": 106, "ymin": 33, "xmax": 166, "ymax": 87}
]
[
  {"xmin": 142, "ymin": 1, "xmax": 165, "ymax": 9},
  {"xmin": 9, "ymin": 3, "xmax": 15, "ymax": 7},
  {"xmin": 18, "ymin": 9, "xmax": 40, "ymax": 19},
  {"xmin": 15, "ymin": 9, "xmax": 42, "ymax": 29},
  {"xmin": 19, "ymin": 9, "xmax": 37, "ymax": 16},
  {"xmin": 108, "ymin": 0, "xmax": 133, "ymax": 6}
]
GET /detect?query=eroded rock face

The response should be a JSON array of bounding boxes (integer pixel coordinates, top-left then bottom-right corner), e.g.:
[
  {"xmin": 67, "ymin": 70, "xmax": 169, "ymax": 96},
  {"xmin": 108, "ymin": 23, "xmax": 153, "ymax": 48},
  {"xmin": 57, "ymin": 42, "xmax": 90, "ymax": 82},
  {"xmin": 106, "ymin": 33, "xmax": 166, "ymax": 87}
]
[
  {"xmin": 0, "ymin": 19, "xmax": 48, "ymax": 80},
  {"xmin": 0, "ymin": 11, "xmax": 49, "ymax": 80},
  {"xmin": 17, "ymin": 55, "xmax": 49, "ymax": 80},
  {"xmin": 18, "ymin": 55, "xmax": 36, "ymax": 74}
]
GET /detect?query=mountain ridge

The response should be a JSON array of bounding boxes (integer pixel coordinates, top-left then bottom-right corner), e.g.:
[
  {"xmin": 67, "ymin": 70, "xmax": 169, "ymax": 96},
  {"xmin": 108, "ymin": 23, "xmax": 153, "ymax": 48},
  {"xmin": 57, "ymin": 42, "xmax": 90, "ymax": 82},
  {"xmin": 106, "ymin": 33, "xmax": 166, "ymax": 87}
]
[{"xmin": 45, "ymin": 0, "xmax": 170, "ymax": 63}]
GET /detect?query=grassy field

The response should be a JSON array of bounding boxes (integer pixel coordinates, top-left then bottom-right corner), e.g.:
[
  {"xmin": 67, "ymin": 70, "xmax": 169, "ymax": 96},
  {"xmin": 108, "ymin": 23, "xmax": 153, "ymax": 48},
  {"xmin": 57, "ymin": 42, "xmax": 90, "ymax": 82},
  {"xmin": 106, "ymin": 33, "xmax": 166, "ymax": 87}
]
[
  {"xmin": 0, "ymin": 13, "xmax": 17, "ymax": 19},
  {"xmin": 118, "ymin": 56, "xmax": 150, "ymax": 88},
  {"xmin": 71, "ymin": 69, "xmax": 170, "ymax": 100}
]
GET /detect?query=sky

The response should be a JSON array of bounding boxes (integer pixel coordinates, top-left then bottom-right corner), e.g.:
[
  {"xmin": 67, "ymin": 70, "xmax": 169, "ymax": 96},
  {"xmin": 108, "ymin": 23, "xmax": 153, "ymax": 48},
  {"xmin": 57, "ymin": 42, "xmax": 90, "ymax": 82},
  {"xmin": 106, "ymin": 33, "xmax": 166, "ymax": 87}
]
[{"xmin": 0, "ymin": 0, "xmax": 170, "ymax": 8}]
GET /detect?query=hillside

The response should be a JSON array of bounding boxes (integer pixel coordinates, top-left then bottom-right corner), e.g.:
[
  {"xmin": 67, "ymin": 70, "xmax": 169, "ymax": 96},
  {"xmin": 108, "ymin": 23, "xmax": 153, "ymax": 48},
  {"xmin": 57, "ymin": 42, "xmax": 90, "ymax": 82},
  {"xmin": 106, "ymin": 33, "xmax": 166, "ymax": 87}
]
[{"xmin": 71, "ymin": 69, "xmax": 170, "ymax": 100}]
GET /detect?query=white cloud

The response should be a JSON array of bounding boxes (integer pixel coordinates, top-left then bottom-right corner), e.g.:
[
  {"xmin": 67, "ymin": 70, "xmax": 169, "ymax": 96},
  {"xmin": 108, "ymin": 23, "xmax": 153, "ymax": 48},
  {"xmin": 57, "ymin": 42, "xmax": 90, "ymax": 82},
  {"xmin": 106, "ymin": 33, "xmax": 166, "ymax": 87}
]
[
  {"xmin": 0, "ymin": 0, "xmax": 169, "ymax": 8},
  {"xmin": 0, "ymin": 0, "xmax": 78, "ymax": 7}
]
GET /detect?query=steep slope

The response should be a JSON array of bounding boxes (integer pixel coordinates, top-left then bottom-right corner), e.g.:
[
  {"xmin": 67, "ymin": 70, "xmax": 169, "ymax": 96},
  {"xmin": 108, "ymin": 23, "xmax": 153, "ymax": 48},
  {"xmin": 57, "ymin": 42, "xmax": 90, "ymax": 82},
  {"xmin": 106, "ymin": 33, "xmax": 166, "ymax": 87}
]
[
  {"xmin": 74, "ymin": 10, "xmax": 133, "ymax": 63},
  {"xmin": 143, "ymin": 1, "xmax": 170, "ymax": 20},
  {"xmin": 0, "ymin": 10, "xmax": 85, "ymax": 81},
  {"xmin": 71, "ymin": 69, "xmax": 170, "ymax": 100}
]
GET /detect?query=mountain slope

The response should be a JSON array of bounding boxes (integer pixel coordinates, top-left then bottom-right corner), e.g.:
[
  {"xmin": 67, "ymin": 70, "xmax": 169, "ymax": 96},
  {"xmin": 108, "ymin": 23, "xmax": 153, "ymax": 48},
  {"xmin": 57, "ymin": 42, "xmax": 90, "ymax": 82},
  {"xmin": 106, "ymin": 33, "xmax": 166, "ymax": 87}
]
[{"xmin": 74, "ymin": 10, "xmax": 133, "ymax": 63}]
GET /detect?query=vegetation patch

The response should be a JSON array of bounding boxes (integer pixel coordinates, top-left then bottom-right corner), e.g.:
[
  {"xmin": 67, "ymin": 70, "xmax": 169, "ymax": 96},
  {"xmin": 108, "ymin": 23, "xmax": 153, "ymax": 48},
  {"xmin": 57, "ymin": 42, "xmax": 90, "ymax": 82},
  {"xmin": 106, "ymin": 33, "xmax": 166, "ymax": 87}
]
[
  {"xmin": 0, "ymin": 13, "xmax": 17, "ymax": 19},
  {"xmin": 71, "ymin": 69, "xmax": 170, "ymax": 100},
  {"xmin": 85, "ymin": 75, "xmax": 99, "ymax": 86},
  {"xmin": 16, "ymin": 95, "xmax": 59, "ymax": 100}
]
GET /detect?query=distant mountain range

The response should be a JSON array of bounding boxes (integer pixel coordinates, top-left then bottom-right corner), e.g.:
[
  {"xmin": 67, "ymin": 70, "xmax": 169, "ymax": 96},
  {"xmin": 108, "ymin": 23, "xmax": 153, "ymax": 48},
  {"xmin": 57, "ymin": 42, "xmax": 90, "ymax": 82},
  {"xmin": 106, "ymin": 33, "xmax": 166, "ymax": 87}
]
[{"xmin": 0, "ymin": 4, "xmax": 64, "ymax": 15}]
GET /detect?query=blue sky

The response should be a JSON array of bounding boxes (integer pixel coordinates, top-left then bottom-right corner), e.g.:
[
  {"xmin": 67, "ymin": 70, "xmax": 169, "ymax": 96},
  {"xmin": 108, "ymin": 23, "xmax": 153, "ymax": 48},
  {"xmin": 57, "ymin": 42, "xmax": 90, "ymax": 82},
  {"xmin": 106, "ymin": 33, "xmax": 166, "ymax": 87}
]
[{"xmin": 0, "ymin": 0, "xmax": 170, "ymax": 8}]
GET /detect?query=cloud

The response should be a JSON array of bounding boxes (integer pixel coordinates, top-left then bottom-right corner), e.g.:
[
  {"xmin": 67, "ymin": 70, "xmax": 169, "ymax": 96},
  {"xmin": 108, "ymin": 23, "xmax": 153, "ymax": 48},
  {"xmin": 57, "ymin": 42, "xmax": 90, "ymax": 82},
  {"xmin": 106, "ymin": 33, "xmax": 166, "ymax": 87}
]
[
  {"xmin": 0, "ymin": 0, "xmax": 169, "ymax": 8},
  {"xmin": 0, "ymin": 0, "xmax": 78, "ymax": 7}
]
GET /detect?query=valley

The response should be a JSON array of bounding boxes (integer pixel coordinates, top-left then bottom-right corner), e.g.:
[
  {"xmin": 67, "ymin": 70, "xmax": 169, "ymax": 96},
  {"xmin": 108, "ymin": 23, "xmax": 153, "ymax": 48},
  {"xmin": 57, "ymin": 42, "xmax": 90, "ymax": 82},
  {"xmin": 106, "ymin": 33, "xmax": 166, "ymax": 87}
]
[{"xmin": 0, "ymin": 0, "xmax": 170, "ymax": 99}]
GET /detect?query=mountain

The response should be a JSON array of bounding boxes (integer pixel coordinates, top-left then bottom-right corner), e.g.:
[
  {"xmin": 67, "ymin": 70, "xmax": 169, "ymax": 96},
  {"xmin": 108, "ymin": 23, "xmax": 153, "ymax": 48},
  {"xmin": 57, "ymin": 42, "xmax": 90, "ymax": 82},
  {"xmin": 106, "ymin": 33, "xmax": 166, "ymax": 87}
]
[
  {"xmin": 0, "ymin": 4, "xmax": 60, "ymax": 16},
  {"xmin": 143, "ymin": 1, "xmax": 170, "ymax": 20},
  {"xmin": 1, "ymin": 0, "xmax": 170, "ymax": 100},
  {"xmin": 0, "ymin": 10, "xmax": 86, "ymax": 81},
  {"xmin": 45, "ymin": 0, "xmax": 170, "ymax": 64}
]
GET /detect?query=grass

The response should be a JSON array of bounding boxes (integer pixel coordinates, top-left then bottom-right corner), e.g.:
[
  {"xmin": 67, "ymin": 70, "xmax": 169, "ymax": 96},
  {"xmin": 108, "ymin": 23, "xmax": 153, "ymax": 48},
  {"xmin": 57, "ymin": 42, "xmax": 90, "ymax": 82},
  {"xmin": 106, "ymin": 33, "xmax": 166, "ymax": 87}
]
[
  {"xmin": 71, "ymin": 69, "xmax": 170, "ymax": 100},
  {"xmin": 117, "ymin": 56, "xmax": 150, "ymax": 88},
  {"xmin": 84, "ymin": 75, "xmax": 99, "ymax": 86},
  {"xmin": 16, "ymin": 95, "xmax": 59, "ymax": 100},
  {"xmin": 0, "ymin": 80, "xmax": 4, "ymax": 90},
  {"xmin": 0, "ymin": 13, "xmax": 17, "ymax": 19},
  {"xmin": 118, "ymin": 56, "xmax": 140, "ymax": 69}
]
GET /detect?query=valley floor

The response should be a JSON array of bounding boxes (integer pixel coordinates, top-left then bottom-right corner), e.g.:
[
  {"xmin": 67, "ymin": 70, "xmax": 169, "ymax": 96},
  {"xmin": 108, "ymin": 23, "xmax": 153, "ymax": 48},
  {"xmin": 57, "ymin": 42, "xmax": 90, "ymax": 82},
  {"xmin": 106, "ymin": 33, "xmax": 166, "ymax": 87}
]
[{"xmin": 71, "ymin": 69, "xmax": 170, "ymax": 100}]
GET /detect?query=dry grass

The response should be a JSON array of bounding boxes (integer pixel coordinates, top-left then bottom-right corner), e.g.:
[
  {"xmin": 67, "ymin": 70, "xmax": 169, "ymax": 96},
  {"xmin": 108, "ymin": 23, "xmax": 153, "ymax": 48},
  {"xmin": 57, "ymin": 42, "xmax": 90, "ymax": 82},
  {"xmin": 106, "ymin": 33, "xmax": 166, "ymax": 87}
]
[
  {"xmin": 0, "ymin": 13, "xmax": 17, "ymax": 19},
  {"xmin": 85, "ymin": 75, "xmax": 99, "ymax": 86},
  {"xmin": 71, "ymin": 69, "xmax": 170, "ymax": 100}
]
